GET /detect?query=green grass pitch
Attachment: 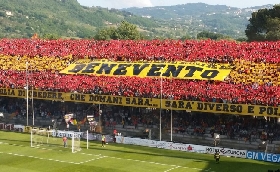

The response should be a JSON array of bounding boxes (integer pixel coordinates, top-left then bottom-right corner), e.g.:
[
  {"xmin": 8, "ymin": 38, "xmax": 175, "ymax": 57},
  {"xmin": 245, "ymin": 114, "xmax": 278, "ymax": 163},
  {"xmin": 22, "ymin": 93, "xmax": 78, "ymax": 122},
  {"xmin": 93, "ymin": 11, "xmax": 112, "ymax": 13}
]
[{"xmin": 0, "ymin": 131, "xmax": 278, "ymax": 172}]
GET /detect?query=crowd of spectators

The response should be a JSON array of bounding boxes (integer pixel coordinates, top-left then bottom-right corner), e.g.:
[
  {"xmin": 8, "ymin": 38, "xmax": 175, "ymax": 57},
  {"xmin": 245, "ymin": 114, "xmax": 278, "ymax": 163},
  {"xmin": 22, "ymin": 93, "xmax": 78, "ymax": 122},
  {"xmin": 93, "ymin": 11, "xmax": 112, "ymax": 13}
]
[
  {"xmin": 1, "ymin": 96, "xmax": 279, "ymax": 144},
  {"xmin": 0, "ymin": 39, "xmax": 279, "ymax": 106},
  {"xmin": 0, "ymin": 38, "xmax": 280, "ymax": 147},
  {"xmin": 1, "ymin": 39, "xmax": 280, "ymax": 62},
  {"xmin": 0, "ymin": 71, "xmax": 279, "ymax": 106}
]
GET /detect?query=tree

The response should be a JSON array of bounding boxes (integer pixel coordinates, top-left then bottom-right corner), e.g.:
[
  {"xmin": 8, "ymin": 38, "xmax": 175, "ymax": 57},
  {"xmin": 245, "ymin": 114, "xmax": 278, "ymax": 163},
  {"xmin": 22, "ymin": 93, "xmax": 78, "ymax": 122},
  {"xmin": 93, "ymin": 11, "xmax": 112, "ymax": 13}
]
[
  {"xmin": 42, "ymin": 33, "xmax": 60, "ymax": 40},
  {"xmin": 266, "ymin": 17, "xmax": 280, "ymax": 40},
  {"xmin": 94, "ymin": 27, "xmax": 116, "ymax": 40},
  {"xmin": 116, "ymin": 21, "xmax": 141, "ymax": 40},
  {"xmin": 94, "ymin": 21, "xmax": 141, "ymax": 40},
  {"xmin": 245, "ymin": 5, "xmax": 280, "ymax": 41},
  {"xmin": 197, "ymin": 31, "xmax": 231, "ymax": 40},
  {"xmin": 0, "ymin": 11, "xmax": 5, "ymax": 17},
  {"xmin": 180, "ymin": 34, "xmax": 192, "ymax": 40},
  {"xmin": 236, "ymin": 37, "xmax": 247, "ymax": 42}
]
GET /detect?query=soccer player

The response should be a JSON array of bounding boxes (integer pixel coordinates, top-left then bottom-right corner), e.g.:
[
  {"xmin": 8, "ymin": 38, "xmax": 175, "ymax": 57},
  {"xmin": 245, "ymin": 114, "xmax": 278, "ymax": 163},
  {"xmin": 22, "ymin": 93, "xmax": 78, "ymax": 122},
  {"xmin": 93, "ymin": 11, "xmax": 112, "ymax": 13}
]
[
  {"xmin": 113, "ymin": 129, "xmax": 117, "ymax": 143},
  {"xmin": 214, "ymin": 150, "xmax": 220, "ymax": 164},
  {"xmin": 101, "ymin": 134, "xmax": 106, "ymax": 147},
  {"xmin": 63, "ymin": 136, "xmax": 67, "ymax": 148}
]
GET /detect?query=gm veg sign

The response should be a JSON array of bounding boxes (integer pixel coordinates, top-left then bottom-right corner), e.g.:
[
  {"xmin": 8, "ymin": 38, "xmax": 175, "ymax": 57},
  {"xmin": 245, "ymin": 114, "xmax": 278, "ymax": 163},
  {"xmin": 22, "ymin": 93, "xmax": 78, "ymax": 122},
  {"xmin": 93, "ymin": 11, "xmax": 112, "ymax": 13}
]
[{"xmin": 246, "ymin": 151, "xmax": 280, "ymax": 163}]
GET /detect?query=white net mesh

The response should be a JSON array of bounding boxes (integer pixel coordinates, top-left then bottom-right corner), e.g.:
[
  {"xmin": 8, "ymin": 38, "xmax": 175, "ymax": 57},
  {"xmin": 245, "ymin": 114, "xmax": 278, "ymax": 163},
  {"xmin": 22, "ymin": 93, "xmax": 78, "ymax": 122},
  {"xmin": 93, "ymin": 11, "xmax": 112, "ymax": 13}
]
[
  {"xmin": 71, "ymin": 133, "xmax": 81, "ymax": 153},
  {"xmin": 31, "ymin": 129, "xmax": 59, "ymax": 147},
  {"xmin": 31, "ymin": 129, "xmax": 82, "ymax": 153},
  {"xmin": 31, "ymin": 129, "xmax": 45, "ymax": 146}
]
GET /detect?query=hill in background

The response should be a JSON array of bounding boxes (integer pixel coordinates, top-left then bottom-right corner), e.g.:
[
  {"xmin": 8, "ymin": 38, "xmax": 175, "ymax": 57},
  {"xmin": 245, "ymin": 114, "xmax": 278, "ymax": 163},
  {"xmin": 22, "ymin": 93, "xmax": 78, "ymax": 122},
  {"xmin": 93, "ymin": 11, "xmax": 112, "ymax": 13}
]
[
  {"xmin": 124, "ymin": 3, "xmax": 274, "ymax": 39},
  {"xmin": 0, "ymin": 0, "xmax": 158, "ymax": 38},
  {"xmin": 0, "ymin": 0, "xmax": 274, "ymax": 39}
]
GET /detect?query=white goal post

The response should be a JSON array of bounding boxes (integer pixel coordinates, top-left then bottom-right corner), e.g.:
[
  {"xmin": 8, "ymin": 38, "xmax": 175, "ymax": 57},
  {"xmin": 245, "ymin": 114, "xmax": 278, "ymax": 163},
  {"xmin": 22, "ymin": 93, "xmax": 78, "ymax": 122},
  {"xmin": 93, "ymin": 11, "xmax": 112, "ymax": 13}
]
[
  {"xmin": 31, "ymin": 129, "xmax": 89, "ymax": 153},
  {"xmin": 71, "ymin": 132, "xmax": 81, "ymax": 153},
  {"xmin": 30, "ymin": 128, "xmax": 48, "ymax": 147}
]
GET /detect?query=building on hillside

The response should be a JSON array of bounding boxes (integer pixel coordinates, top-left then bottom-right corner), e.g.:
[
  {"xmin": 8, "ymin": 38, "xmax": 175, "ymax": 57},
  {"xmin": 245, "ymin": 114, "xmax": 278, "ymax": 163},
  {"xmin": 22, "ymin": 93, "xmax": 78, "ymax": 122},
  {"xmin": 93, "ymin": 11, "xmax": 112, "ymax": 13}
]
[{"xmin": 5, "ymin": 11, "xmax": 13, "ymax": 16}]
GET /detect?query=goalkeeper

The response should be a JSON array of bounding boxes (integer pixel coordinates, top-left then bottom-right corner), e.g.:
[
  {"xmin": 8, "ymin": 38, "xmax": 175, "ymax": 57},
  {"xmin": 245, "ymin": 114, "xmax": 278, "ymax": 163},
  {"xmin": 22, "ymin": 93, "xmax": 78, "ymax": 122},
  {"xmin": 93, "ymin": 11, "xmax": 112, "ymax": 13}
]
[{"xmin": 63, "ymin": 136, "xmax": 67, "ymax": 148}]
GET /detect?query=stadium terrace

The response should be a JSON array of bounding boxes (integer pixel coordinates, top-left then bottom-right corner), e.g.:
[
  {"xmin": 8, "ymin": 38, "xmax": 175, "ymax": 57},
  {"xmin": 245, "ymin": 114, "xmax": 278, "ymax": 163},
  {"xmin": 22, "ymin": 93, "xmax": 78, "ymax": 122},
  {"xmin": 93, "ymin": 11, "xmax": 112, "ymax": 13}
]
[
  {"xmin": 0, "ymin": 39, "xmax": 280, "ymax": 106},
  {"xmin": 0, "ymin": 38, "xmax": 280, "ymax": 158}
]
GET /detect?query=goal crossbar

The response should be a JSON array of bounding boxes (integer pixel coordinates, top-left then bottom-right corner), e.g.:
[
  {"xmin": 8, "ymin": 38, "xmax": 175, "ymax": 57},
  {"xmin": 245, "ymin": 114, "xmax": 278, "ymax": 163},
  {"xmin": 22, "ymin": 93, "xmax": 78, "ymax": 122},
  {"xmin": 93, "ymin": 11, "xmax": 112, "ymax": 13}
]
[{"xmin": 31, "ymin": 129, "xmax": 87, "ymax": 153}]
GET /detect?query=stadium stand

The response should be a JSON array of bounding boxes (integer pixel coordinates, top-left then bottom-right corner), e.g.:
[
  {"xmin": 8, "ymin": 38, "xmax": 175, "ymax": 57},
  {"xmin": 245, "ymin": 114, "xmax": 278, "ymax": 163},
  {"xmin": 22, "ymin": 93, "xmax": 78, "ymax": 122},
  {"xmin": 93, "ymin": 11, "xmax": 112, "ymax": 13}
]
[
  {"xmin": 0, "ymin": 39, "xmax": 279, "ymax": 149},
  {"xmin": 0, "ymin": 39, "xmax": 279, "ymax": 104}
]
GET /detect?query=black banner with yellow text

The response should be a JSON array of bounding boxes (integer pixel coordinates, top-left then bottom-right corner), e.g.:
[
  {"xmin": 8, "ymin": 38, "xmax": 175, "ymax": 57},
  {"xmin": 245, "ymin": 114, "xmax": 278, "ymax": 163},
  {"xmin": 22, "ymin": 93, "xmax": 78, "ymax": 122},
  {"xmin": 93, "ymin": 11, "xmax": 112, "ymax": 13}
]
[
  {"xmin": 60, "ymin": 60, "xmax": 232, "ymax": 81},
  {"xmin": 0, "ymin": 88, "xmax": 278, "ymax": 117}
]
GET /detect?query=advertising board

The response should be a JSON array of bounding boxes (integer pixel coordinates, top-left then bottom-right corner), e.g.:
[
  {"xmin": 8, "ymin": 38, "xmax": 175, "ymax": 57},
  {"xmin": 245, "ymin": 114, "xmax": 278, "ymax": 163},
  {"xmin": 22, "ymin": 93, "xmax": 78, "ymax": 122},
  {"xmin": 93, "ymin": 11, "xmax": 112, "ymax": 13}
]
[
  {"xmin": 246, "ymin": 151, "xmax": 280, "ymax": 163},
  {"xmin": 205, "ymin": 146, "xmax": 247, "ymax": 158}
]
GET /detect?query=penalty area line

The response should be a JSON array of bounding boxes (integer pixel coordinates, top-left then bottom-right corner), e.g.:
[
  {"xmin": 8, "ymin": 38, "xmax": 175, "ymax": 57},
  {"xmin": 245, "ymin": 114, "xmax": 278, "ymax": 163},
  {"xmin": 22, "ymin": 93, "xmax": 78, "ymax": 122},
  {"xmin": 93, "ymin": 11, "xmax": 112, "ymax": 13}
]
[
  {"xmin": 2, "ymin": 152, "xmax": 81, "ymax": 165},
  {"xmin": 164, "ymin": 166, "xmax": 180, "ymax": 172},
  {"xmin": 1, "ymin": 142, "xmax": 216, "ymax": 171},
  {"xmin": 79, "ymin": 156, "xmax": 107, "ymax": 164},
  {"xmin": 106, "ymin": 156, "xmax": 216, "ymax": 172}
]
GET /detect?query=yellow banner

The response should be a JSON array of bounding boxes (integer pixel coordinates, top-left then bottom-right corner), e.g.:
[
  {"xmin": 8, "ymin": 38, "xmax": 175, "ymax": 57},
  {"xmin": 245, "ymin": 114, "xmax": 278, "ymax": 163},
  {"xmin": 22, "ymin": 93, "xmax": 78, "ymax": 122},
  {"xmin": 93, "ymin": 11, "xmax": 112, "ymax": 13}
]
[
  {"xmin": 0, "ymin": 88, "xmax": 279, "ymax": 117},
  {"xmin": 59, "ymin": 60, "xmax": 232, "ymax": 81},
  {"xmin": 24, "ymin": 126, "xmax": 48, "ymax": 133},
  {"xmin": 24, "ymin": 126, "xmax": 32, "ymax": 133}
]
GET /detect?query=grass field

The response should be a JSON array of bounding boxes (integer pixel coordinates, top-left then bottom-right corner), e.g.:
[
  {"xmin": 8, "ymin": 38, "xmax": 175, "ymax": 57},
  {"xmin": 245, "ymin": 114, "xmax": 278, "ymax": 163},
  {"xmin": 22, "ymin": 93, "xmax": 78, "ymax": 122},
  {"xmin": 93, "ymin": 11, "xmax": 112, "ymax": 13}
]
[{"xmin": 0, "ymin": 131, "xmax": 279, "ymax": 172}]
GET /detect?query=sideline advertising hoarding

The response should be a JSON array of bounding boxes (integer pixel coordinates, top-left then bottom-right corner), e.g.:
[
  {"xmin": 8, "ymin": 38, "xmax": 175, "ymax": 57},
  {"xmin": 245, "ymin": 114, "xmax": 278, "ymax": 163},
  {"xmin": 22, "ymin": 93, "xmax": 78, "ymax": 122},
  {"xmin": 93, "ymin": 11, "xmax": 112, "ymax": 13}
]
[{"xmin": 246, "ymin": 151, "xmax": 280, "ymax": 163}]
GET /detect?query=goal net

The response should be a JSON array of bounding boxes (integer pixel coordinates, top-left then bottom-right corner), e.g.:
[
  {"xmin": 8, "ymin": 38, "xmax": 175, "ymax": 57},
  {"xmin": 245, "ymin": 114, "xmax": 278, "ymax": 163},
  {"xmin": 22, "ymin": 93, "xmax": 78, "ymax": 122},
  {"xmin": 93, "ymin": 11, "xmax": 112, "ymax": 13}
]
[
  {"xmin": 30, "ymin": 129, "xmax": 83, "ymax": 153},
  {"xmin": 31, "ymin": 128, "xmax": 46, "ymax": 146},
  {"xmin": 31, "ymin": 128, "xmax": 58, "ymax": 147},
  {"xmin": 71, "ymin": 132, "xmax": 81, "ymax": 153}
]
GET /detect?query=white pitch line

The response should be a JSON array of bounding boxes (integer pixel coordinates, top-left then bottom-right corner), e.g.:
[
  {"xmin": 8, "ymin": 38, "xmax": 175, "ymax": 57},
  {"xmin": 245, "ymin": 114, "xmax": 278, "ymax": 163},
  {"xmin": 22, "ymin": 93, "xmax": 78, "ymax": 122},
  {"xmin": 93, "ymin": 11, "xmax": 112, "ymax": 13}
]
[
  {"xmin": 164, "ymin": 166, "xmax": 181, "ymax": 172},
  {"xmin": 1, "ymin": 142, "xmax": 215, "ymax": 172},
  {"xmin": 164, "ymin": 167, "xmax": 175, "ymax": 172},
  {"xmin": 193, "ymin": 167, "xmax": 202, "ymax": 170},
  {"xmin": 80, "ymin": 156, "xmax": 107, "ymax": 164},
  {"xmin": 105, "ymin": 156, "xmax": 215, "ymax": 172},
  {"xmin": 2, "ymin": 152, "xmax": 80, "ymax": 165}
]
